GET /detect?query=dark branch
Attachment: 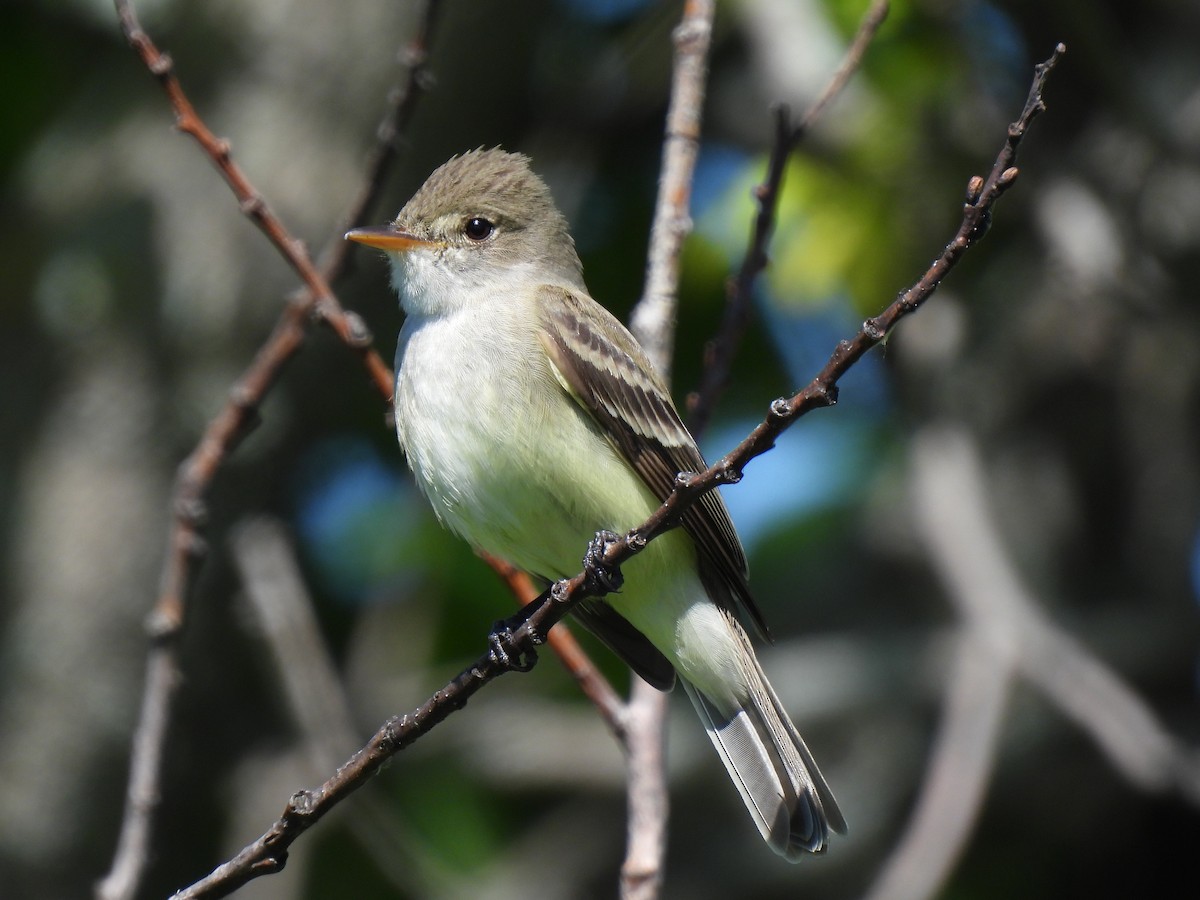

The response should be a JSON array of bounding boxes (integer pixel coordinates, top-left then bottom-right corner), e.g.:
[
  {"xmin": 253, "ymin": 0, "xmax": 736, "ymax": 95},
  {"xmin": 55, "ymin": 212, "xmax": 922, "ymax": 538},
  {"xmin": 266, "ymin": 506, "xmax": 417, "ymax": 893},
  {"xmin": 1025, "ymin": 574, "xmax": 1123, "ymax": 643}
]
[
  {"xmin": 484, "ymin": 555, "xmax": 628, "ymax": 741},
  {"xmin": 96, "ymin": 4, "xmax": 442, "ymax": 899},
  {"xmin": 171, "ymin": 42, "xmax": 1065, "ymax": 900},
  {"xmin": 687, "ymin": 0, "xmax": 890, "ymax": 434},
  {"xmin": 322, "ymin": 1, "xmax": 444, "ymax": 285}
]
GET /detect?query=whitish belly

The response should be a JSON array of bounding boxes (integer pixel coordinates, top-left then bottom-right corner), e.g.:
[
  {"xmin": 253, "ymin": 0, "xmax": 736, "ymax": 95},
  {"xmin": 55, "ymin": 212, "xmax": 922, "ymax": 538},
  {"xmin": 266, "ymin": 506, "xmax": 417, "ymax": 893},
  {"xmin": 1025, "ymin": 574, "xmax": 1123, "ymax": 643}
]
[
  {"xmin": 394, "ymin": 311, "xmax": 748, "ymax": 701},
  {"xmin": 394, "ymin": 312, "xmax": 659, "ymax": 582}
]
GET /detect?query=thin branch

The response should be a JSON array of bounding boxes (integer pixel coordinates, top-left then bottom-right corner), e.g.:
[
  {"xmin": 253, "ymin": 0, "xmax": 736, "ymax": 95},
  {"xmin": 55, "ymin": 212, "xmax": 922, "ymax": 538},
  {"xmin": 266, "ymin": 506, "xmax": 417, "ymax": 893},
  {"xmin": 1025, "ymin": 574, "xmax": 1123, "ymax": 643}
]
[
  {"xmin": 625, "ymin": 3, "xmax": 716, "ymax": 894},
  {"xmin": 863, "ymin": 625, "xmax": 1013, "ymax": 900},
  {"xmin": 485, "ymin": 554, "xmax": 628, "ymax": 740},
  {"xmin": 322, "ymin": 1, "xmax": 444, "ymax": 285},
  {"xmin": 687, "ymin": 0, "xmax": 890, "ymax": 433},
  {"xmin": 111, "ymin": 0, "xmax": 393, "ymax": 400},
  {"xmin": 866, "ymin": 431, "xmax": 1025, "ymax": 900},
  {"xmin": 621, "ymin": 5, "xmax": 886, "ymax": 890},
  {"xmin": 618, "ymin": 678, "xmax": 671, "ymax": 900},
  {"xmin": 629, "ymin": 13, "xmax": 891, "ymax": 881},
  {"xmin": 171, "ymin": 45, "xmax": 1065, "ymax": 899},
  {"xmin": 626, "ymin": 44, "xmax": 1065, "ymax": 566},
  {"xmin": 99, "ymin": 302, "xmax": 311, "ymax": 900},
  {"xmin": 97, "ymin": 4, "xmax": 441, "ymax": 899},
  {"xmin": 916, "ymin": 429, "xmax": 1200, "ymax": 802},
  {"xmin": 96, "ymin": 638, "xmax": 179, "ymax": 900},
  {"xmin": 793, "ymin": 0, "xmax": 891, "ymax": 136},
  {"xmin": 871, "ymin": 423, "xmax": 1200, "ymax": 900},
  {"xmin": 629, "ymin": 0, "xmax": 714, "ymax": 371},
  {"xmin": 231, "ymin": 519, "xmax": 436, "ymax": 897}
]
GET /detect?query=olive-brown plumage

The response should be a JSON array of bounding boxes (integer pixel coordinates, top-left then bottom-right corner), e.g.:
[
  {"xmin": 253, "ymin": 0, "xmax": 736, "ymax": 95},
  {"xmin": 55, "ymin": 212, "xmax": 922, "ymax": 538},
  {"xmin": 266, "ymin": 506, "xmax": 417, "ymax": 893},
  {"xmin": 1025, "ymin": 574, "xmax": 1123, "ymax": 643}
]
[{"xmin": 347, "ymin": 149, "xmax": 845, "ymax": 857}]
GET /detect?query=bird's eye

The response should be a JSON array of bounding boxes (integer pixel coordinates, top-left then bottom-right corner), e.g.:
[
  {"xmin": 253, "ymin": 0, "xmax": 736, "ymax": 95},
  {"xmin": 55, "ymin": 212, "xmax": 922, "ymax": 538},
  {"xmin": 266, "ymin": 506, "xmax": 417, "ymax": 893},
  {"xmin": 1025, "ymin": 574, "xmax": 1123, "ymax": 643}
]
[{"xmin": 463, "ymin": 217, "xmax": 494, "ymax": 242}]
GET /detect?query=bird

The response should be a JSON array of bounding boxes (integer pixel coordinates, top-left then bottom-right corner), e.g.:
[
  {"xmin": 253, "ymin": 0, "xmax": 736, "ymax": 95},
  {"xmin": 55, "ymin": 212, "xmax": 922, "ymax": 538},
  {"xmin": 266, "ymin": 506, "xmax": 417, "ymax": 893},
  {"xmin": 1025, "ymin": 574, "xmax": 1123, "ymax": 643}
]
[{"xmin": 345, "ymin": 148, "xmax": 844, "ymax": 859}]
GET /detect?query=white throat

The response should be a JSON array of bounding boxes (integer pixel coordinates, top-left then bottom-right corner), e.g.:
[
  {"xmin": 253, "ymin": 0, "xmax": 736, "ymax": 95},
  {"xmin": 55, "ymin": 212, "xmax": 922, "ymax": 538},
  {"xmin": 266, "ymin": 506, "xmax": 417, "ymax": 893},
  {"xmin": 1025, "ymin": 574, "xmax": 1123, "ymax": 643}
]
[{"xmin": 392, "ymin": 248, "xmax": 583, "ymax": 320}]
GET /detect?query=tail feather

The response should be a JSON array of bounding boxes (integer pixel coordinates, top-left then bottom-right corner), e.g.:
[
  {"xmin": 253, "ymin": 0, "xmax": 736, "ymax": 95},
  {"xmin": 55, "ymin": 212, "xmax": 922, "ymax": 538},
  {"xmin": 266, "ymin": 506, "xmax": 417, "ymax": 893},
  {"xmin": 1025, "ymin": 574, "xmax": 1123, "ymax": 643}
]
[{"xmin": 682, "ymin": 663, "xmax": 844, "ymax": 859}]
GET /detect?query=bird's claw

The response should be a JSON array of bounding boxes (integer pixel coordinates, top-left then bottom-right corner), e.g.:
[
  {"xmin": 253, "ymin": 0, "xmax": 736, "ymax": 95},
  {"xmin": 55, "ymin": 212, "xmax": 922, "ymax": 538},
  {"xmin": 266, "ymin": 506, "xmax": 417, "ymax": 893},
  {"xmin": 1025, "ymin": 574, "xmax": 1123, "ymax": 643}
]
[
  {"xmin": 487, "ymin": 619, "xmax": 538, "ymax": 672},
  {"xmin": 584, "ymin": 529, "xmax": 624, "ymax": 594}
]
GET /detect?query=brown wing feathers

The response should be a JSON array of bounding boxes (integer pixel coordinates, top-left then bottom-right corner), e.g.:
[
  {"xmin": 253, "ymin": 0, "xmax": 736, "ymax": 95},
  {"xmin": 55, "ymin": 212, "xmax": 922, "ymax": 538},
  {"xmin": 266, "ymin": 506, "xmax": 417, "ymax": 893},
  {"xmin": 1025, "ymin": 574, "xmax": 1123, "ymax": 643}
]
[{"xmin": 536, "ymin": 286, "xmax": 770, "ymax": 639}]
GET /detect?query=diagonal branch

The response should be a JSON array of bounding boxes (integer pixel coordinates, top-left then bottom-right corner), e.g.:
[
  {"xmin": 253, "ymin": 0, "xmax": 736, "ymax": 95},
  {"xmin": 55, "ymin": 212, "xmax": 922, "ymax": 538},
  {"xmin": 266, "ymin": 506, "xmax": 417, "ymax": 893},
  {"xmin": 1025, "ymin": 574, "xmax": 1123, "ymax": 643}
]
[
  {"xmin": 171, "ymin": 43, "xmax": 1066, "ymax": 900},
  {"xmin": 485, "ymin": 555, "xmax": 628, "ymax": 740},
  {"xmin": 97, "ymin": 4, "xmax": 442, "ymax": 900},
  {"xmin": 111, "ymin": 0, "xmax": 393, "ymax": 401},
  {"xmin": 633, "ymin": 5, "xmax": 884, "ymax": 888},
  {"xmin": 872, "ymin": 422, "xmax": 1200, "ymax": 900},
  {"xmin": 322, "ymin": 2, "xmax": 445, "ymax": 285},
  {"xmin": 687, "ymin": 0, "xmax": 890, "ymax": 433}
]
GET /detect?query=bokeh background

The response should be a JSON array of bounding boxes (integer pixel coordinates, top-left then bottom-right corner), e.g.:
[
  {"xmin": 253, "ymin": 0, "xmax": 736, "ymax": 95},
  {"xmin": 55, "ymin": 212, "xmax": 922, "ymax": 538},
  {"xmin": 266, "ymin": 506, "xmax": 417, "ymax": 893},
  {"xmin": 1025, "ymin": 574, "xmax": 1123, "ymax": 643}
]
[{"xmin": 2, "ymin": 0, "xmax": 1199, "ymax": 897}]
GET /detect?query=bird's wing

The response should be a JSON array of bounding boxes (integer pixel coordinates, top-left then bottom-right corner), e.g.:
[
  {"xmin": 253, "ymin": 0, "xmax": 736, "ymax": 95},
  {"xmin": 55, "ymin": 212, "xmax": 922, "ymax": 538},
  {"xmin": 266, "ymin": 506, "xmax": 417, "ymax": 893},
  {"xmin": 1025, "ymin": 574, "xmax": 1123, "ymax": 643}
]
[
  {"xmin": 571, "ymin": 600, "xmax": 676, "ymax": 690},
  {"xmin": 535, "ymin": 284, "xmax": 769, "ymax": 639}
]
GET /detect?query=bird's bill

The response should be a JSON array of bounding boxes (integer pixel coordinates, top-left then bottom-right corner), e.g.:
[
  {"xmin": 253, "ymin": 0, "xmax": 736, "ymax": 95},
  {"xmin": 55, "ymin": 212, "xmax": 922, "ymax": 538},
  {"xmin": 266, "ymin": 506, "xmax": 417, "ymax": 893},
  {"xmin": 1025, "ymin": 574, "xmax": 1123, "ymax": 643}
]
[{"xmin": 344, "ymin": 225, "xmax": 433, "ymax": 251}]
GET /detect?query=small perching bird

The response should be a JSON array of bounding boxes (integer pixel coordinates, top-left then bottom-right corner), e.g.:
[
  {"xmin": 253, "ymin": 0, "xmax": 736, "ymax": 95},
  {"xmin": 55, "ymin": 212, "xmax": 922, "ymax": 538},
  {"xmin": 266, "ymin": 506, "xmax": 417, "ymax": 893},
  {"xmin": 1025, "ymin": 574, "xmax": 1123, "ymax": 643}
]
[{"xmin": 346, "ymin": 149, "xmax": 845, "ymax": 859}]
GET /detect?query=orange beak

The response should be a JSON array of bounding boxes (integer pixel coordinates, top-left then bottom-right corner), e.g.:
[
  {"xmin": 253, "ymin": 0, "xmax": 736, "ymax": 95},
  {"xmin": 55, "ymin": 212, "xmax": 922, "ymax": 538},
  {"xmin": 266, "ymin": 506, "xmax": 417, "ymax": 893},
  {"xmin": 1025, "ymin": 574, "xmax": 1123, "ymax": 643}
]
[{"xmin": 344, "ymin": 225, "xmax": 434, "ymax": 251}]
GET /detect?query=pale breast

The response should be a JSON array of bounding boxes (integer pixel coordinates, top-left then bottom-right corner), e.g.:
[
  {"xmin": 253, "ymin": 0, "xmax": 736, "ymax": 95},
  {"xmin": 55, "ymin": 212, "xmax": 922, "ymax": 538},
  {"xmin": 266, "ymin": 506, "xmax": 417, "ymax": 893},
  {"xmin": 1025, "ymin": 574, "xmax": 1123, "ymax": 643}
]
[{"xmin": 393, "ymin": 308, "xmax": 658, "ymax": 580}]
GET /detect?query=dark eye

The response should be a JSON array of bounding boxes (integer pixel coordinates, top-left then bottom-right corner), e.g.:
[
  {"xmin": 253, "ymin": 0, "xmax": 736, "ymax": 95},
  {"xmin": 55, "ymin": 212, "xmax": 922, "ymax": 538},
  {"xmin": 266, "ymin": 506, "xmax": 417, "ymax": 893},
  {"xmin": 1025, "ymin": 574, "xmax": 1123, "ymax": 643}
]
[{"xmin": 464, "ymin": 217, "xmax": 494, "ymax": 242}]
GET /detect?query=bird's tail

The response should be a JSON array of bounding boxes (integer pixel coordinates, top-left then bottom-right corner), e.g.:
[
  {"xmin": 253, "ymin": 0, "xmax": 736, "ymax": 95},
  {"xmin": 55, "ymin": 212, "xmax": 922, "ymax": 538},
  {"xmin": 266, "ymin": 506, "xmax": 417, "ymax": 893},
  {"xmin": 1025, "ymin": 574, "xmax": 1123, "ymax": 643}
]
[{"xmin": 681, "ymin": 635, "xmax": 845, "ymax": 860}]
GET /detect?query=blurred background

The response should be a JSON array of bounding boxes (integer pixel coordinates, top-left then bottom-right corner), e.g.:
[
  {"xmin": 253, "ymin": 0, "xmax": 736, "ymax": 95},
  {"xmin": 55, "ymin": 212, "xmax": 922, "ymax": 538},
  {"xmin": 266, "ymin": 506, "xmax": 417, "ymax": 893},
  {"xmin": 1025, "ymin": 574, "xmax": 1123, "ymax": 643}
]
[{"xmin": 2, "ymin": 0, "xmax": 1199, "ymax": 897}]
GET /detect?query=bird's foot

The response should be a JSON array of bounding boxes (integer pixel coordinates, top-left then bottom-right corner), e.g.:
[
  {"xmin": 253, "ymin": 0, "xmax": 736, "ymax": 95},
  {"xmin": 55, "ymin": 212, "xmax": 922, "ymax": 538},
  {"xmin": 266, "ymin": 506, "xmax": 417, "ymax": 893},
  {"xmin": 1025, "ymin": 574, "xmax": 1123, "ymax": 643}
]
[
  {"xmin": 487, "ymin": 618, "xmax": 538, "ymax": 672},
  {"xmin": 583, "ymin": 529, "xmax": 624, "ymax": 594}
]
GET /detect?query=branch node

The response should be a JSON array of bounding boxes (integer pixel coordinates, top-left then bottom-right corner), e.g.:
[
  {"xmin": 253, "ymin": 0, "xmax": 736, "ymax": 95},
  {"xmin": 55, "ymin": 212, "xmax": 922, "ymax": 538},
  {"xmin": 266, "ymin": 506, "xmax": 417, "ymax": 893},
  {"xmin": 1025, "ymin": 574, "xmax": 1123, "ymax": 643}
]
[
  {"xmin": 239, "ymin": 193, "xmax": 266, "ymax": 217},
  {"xmin": 583, "ymin": 530, "xmax": 625, "ymax": 594},
  {"xmin": 717, "ymin": 461, "xmax": 742, "ymax": 486},
  {"xmin": 550, "ymin": 578, "xmax": 574, "ymax": 607},
  {"xmin": 965, "ymin": 175, "xmax": 984, "ymax": 204},
  {"xmin": 174, "ymin": 494, "xmax": 208, "ymax": 529},
  {"xmin": 414, "ymin": 68, "xmax": 438, "ymax": 92},
  {"xmin": 252, "ymin": 850, "xmax": 287, "ymax": 875},
  {"xmin": 968, "ymin": 209, "xmax": 993, "ymax": 241},
  {"xmin": 673, "ymin": 470, "xmax": 697, "ymax": 491},
  {"xmin": 288, "ymin": 789, "xmax": 317, "ymax": 818},
  {"xmin": 486, "ymin": 621, "xmax": 538, "ymax": 672},
  {"xmin": 382, "ymin": 713, "xmax": 410, "ymax": 750},
  {"xmin": 807, "ymin": 381, "xmax": 839, "ymax": 409},
  {"xmin": 672, "ymin": 18, "xmax": 710, "ymax": 51},
  {"xmin": 145, "ymin": 605, "xmax": 183, "ymax": 641},
  {"xmin": 341, "ymin": 310, "xmax": 375, "ymax": 347},
  {"xmin": 229, "ymin": 381, "xmax": 259, "ymax": 412},
  {"xmin": 769, "ymin": 397, "xmax": 792, "ymax": 421},
  {"xmin": 148, "ymin": 50, "xmax": 173, "ymax": 77}
]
